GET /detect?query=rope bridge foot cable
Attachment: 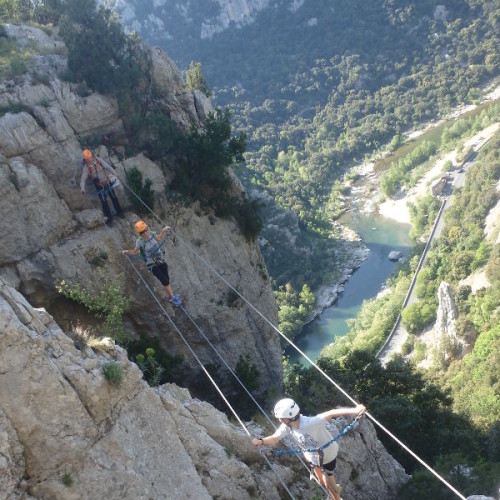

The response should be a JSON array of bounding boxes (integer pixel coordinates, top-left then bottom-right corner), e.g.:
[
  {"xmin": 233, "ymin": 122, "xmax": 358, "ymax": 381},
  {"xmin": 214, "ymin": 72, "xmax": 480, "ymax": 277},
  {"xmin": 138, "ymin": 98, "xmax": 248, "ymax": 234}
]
[
  {"xmin": 115, "ymin": 173, "xmax": 467, "ymax": 500},
  {"xmin": 85, "ymin": 178, "xmax": 320, "ymax": 499},
  {"xmin": 79, "ymin": 164, "xmax": 317, "ymax": 498},
  {"xmin": 125, "ymin": 260, "xmax": 298, "ymax": 500}
]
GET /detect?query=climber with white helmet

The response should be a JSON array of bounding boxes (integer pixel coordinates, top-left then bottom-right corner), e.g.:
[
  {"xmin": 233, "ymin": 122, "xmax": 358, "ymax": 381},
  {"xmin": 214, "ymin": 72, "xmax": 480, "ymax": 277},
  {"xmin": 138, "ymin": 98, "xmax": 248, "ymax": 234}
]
[
  {"xmin": 80, "ymin": 148, "xmax": 125, "ymax": 225},
  {"xmin": 122, "ymin": 220, "xmax": 181, "ymax": 306},
  {"xmin": 252, "ymin": 398, "xmax": 366, "ymax": 500}
]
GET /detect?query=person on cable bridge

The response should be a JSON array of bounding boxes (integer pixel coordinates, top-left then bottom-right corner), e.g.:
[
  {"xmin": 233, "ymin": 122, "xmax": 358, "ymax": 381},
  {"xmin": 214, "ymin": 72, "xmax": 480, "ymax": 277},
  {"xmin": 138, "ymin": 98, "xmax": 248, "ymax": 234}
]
[
  {"xmin": 252, "ymin": 398, "xmax": 366, "ymax": 500},
  {"xmin": 80, "ymin": 148, "xmax": 124, "ymax": 225},
  {"xmin": 122, "ymin": 220, "xmax": 181, "ymax": 306}
]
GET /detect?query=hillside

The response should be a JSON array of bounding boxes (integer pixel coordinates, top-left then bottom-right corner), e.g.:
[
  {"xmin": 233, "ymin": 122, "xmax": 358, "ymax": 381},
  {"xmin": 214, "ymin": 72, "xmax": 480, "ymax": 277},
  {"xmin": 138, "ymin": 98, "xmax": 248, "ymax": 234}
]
[
  {"xmin": 0, "ymin": 20, "xmax": 414, "ymax": 500},
  {"xmin": 104, "ymin": 0, "xmax": 500, "ymax": 310},
  {"xmin": 0, "ymin": 20, "xmax": 283, "ymax": 412}
]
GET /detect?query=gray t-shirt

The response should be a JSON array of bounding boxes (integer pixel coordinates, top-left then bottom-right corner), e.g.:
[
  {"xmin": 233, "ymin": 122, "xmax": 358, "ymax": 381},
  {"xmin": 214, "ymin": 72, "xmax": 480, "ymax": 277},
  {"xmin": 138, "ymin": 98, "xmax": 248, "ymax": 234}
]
[
  {"xmin": 136, "ymin": 232, "xmax": 165, "ymax": 266},
  {"xmin": 272, "ymin": 414, "xmax": 339, "ymax": 465}
]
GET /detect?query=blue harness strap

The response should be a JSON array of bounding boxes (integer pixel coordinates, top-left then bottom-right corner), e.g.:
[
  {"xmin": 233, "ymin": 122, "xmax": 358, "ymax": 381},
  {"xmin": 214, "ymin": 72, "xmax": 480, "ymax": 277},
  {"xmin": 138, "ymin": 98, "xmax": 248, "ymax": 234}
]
[
  {"xmin": 128, "ymin": 237, "xmax": 169, "ymax": 262},
  {"xmin": 271, "ymin": 416, "xmax": 361, "ymax": 457}
]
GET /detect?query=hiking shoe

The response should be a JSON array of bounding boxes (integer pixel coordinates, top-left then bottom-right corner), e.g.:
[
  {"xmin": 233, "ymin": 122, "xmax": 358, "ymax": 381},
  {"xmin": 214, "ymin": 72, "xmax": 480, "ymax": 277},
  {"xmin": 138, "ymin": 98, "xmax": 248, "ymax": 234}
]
[{"xmin": 169, "ymin": 295, "xmax": 181, "ymax": 306}]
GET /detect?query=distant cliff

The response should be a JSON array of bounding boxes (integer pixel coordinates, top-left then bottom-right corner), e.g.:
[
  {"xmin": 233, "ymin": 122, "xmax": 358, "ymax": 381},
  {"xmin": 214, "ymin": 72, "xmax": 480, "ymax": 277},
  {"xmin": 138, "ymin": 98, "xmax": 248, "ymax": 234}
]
[{"xmin": 102, "ymin": 0, "xmax": 273, "ymax": 41}]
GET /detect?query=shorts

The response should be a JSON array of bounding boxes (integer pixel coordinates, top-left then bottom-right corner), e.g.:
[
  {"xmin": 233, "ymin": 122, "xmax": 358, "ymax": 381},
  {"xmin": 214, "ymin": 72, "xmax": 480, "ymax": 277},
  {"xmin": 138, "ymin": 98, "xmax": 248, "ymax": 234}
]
[
  {"xmin": 309, "ymin": 458, "xmax": 337, "ymax": 476},
  {"xmin": 322, "ymin": 458, "xmax": 337, "ymax": 476},
  {"xmin": 150, "ymin": 262, "xmax": 170, "ymax": 286}
]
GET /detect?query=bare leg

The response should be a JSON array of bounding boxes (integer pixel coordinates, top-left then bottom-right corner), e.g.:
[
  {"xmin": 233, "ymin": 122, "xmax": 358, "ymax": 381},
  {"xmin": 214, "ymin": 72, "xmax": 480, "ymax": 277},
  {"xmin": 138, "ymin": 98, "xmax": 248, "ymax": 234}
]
[
  {"xmin": 164, "ymin": 284, "xmax": 175, "ymax": 299},
  {"xmin": 313, "ymin": 466, "xmax": 341, "ymax": 500}
]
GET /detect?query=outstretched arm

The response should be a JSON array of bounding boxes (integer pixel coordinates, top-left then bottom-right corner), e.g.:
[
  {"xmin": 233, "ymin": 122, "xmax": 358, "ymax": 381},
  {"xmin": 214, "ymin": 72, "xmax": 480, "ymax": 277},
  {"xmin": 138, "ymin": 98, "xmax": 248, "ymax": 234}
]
[
  {"xmin": 99, "ymin": 158, "xmax": 117, "ymax": 175},
  {"xmin": 122, "ymin": 246, "xmax": 140, "ymax": 257},
  {"xmin": 318, "ymin": 404, "xmax": 366, "ymax": 421},
  {"xmin": 252, "ymin": 434, "xmax": 282, "ymax": 447}
]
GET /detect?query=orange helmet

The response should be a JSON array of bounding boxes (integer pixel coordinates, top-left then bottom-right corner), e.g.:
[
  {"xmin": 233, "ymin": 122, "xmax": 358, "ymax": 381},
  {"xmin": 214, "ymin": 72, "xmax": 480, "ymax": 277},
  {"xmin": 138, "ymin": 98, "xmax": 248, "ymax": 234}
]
[
  {"xmin": 83, "ymin": 149, "xmax": 93, "ymax": 161},
  {"xmin": 134, "ymin": 220, "xmax": 148, "ymax": 234}
]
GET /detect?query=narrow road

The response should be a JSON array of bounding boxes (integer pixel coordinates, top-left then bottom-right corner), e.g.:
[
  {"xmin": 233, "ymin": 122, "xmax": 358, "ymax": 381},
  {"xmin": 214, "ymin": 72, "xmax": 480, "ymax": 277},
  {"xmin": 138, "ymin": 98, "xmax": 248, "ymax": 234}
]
[{"xmin": 377, "ymin": 124, "xmax": 498, "ymax": 364}]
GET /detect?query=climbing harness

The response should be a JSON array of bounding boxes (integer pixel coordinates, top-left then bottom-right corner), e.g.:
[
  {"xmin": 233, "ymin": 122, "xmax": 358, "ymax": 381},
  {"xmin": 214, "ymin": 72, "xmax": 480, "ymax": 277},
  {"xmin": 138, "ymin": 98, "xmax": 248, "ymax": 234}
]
[
  {"xmin": 271, "ymin": 415, "xmax": 361, "ymax": 459},
  {"xmin": 132, "ymin": 234, "xmax": 169, "ymax": 268}
]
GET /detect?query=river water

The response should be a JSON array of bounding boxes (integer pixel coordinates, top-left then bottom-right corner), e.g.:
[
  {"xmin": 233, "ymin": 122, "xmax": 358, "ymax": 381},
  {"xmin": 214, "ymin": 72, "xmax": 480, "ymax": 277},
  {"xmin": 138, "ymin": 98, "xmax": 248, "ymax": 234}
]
[{"xmin": 287, "ymin": 210, "xmax": 411, "ymax": 365}]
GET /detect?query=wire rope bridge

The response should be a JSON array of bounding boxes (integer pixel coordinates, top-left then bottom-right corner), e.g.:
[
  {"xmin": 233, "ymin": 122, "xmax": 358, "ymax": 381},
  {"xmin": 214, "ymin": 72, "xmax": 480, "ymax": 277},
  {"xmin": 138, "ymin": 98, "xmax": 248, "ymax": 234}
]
[{"xmin": 83, "ymin": 161, "xmax": 468, "ymax": 500}]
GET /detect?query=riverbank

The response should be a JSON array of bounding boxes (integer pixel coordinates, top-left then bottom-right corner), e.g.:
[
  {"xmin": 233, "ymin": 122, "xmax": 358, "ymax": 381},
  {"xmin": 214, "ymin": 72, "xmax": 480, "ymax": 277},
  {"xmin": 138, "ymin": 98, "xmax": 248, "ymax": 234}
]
[
  {"xmin": 377, "ymin": 82, "xmax": 500, "ymax": 224},
  {"xmin": 310, "ymin": 239, "xmax": 370, "ymax": 319},
  {"xmin": 379, "ymin": 122, "xmax": 500, "ymax": 224},
  {"xmin": 301, "ymin": 82, "xmax": 500, "ymax": 330}
]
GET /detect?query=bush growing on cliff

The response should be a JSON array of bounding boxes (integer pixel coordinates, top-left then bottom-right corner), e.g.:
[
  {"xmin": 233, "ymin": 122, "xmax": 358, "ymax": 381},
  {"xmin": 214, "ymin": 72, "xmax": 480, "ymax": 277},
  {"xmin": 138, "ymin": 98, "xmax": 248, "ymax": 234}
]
[
  {"xmin": 185, "ymin": 61, "xmax": 212, "ymax": 97},
  {"xmin": 56, "ymin": 270, "xmax": 130, "ymax": 346},
  {"xmin": 125, "ymin": 166, "xmax": 155, "ymax": 214},
  {"xmin": 102, "ymin": 361, "xmax": 123, "ymax": 385},
  {"xmin": 172, "ymin": 108, "xmax": 246, "ymax": 204},
  {"xmin": 127, "ymin": 337, "xmax": 184, "ymax": 386}
]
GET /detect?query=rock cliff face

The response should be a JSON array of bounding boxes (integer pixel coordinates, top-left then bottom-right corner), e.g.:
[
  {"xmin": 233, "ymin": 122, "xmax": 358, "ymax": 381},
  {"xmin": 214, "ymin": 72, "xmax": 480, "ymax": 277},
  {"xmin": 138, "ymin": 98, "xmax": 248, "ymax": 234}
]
[
  {"xmin": 0, "ymin": 24, "xmax": 414, "ymax": 499},
  {"xmin": 0, "ymin": 277, "xmax": 410, "ymax": 499},
  {"xmin": 102, "ymin": 0, "xmax": 273, "ymax": 41},
  {"xmin": 0, "ymin": 24, "xmax": 282, "ymax": 392},
  {"xmin": 433, "ymin": 281, "xmax": 477, "ymax": 360}
]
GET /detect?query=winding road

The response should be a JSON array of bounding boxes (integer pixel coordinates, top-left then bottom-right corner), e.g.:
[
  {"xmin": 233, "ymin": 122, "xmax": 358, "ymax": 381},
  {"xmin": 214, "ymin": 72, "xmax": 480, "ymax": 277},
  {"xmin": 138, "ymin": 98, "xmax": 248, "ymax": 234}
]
[{"xmin": 377, "ymin": 124, "xmax": 498, "ymax": 364}]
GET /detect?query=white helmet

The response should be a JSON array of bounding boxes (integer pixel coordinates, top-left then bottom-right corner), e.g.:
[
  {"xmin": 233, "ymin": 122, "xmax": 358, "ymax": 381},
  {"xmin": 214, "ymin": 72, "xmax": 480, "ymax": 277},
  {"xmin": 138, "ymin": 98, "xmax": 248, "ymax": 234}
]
[{"xmin": 274, "ymin": 398, "xmax": 300, "ymax": 419}]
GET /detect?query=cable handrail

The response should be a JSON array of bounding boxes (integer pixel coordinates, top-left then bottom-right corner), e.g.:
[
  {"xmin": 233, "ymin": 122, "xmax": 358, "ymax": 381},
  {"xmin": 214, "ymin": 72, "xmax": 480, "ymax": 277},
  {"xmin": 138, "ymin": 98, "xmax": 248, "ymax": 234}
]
[
  {"xmin": 81, "ymin": 191, "xmax": 305, "ymax": 499},
  {"xmin": 112, "ymin": 164, "xmax": 466, "ymax": 500}
]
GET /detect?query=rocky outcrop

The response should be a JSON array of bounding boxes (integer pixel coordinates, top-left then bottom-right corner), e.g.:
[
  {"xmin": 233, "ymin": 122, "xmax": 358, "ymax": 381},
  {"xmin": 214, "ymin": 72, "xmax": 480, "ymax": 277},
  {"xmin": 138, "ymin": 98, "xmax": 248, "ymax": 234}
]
[
  {"xmin": 388, "ymin": 250, "xmax": 403, "ymax": 261},
  {"xmin": 0, "ymin": 25, "xmax": 281, "ymax": 392},
  {"xmin": 200, "ymin": 0, "xmax": 271, "ymax": 39},
  {"xmin": 0, "ymin": 277, "xmax": 287, "ymax": 498},
  {"xmin": 433, "ymin": 281, "xmax": 476, "ymax": 360},
  {"xmin": 103, "ymin": 0, "xmax": 272, "ymax": 41},
  {"xmin": 0, "ymin": 276, "xmax": 409, "ymax": 499}
]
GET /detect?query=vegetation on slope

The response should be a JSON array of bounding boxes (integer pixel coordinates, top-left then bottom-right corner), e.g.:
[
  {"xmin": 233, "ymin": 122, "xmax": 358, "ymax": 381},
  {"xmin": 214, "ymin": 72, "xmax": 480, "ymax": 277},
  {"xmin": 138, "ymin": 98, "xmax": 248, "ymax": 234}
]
[{"xmin": 285, "ymin": 130, "xmax": 500, "ymax": 498}]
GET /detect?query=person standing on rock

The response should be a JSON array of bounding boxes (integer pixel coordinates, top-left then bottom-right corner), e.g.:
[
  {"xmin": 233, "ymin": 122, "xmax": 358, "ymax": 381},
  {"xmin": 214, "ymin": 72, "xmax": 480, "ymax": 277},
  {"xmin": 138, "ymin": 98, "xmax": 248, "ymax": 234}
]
[
  {"xmin": 252, "ymin": 398, "xmax": 365, "ymax": 500},
  {"xmin": 122, "ymin": 220, "xmax": 181, "ymax": 306},
  {"xmin": 80, "ymin": 148, "xmax": 125, "ymax": 225}
]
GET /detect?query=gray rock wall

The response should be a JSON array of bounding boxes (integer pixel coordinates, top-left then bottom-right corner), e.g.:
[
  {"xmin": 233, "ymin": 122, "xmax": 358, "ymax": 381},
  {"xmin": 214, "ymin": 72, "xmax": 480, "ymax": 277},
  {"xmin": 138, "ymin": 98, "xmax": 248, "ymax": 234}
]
[
  {"xmin": 0, "ymin": 277, "xmax": 289, "ymax": 499},
  {"xmin": 0, "ymin": 25, "xmax": 282, "ymax": 391},
  {"xmin": 0, "ymin": 276, "xmax": 409, "ymax": 499}
]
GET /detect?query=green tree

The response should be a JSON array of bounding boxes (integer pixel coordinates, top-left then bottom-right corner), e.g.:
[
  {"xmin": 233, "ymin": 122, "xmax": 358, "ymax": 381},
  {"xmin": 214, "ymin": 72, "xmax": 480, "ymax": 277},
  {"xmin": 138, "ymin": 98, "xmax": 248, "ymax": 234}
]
[
  {"xmin": 125, "ymin": 166, "xmax": 155, "ymax": 214},
  {"xmin": 172, "ymin": 107, "xmax": 246, "ymax": 206},
  {"xmin": 401, "ymin": 301, "xmax": 436, "ymax": 334},
  {"xmin": 185, "ymin": 61, "xmax": 212, "ymax": 97},
  {"xmin": 59, "ymin": 0, "xmax": 146, "ymax": 98}
]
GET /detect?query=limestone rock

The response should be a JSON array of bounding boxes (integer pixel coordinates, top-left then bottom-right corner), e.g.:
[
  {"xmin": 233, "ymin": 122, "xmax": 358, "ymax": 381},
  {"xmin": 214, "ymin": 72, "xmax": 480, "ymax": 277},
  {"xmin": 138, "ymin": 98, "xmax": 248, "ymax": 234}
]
[
  {"xmin": 150, "ymin": 47, "xmax": 211, "ymax": 128},
  {"xmin": 0, "ymin": 24, "xmax": 282, "ymax": 395},
  {"xmin": 388, "ymin": 250, "xmax": 403, "ymax": 261},
  {"xmin": 3, "ymin": 24, "xmax": 65, "ymax": 52},
  {"xmin": 434, "ymin": 281, "xmax": 477, "ymax": 360},
  {"xmin": 0, "ymin": 277, "xmax": 303, "ymax": 499},
  {"xmin": 0, "ymin": 156, "xmax": 75, "ymax": 265}
]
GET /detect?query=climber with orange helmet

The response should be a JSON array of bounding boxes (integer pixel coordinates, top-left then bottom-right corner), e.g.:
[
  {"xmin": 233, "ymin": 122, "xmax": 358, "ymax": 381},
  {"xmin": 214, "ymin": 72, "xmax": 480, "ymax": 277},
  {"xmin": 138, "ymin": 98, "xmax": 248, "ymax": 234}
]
[
  {"xmin": 80, "ymin": 148, "xmax": 125, "ymax": 225},
  {"xmin": 122, "ymin": 220, "xmax": 181, "ymax": 306},
  {"xmin": 252, "ymin": 398, "xmax": 365, "ymax": 500}
]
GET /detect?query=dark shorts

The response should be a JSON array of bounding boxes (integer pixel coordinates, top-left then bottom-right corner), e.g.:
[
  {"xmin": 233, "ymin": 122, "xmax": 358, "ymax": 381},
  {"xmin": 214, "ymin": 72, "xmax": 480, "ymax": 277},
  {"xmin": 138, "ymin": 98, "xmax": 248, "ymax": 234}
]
[
  {"xmin": 310, "ymin": 458, "xmax": 337, "ymax": 476},
  {"xmin": 150, "ymin": 262, "xmax": 169, "ymax": 286},
  {"xmin": 322, "ymin": 458, "xmax": 337, "ymax": 475}
]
